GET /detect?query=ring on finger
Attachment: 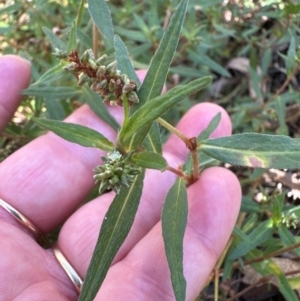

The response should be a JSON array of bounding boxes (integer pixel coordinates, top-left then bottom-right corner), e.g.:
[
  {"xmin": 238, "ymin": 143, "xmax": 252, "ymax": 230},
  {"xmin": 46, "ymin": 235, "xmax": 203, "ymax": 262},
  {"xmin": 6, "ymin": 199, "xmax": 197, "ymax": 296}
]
[
  {"xmin": 52, "ymin": 245, "xmax": 83, "ymax": 293},
  {"xmin": 0, "ymin": 197, "xmax": 42, "ymax": 237}
]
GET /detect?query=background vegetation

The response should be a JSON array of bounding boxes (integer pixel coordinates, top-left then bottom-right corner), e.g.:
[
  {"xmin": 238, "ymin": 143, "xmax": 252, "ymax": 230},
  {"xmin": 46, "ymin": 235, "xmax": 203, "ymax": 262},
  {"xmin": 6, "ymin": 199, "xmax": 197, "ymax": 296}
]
[{"xmin": 1, "ymin": 0, "xmax": 300, "ymax": 300}]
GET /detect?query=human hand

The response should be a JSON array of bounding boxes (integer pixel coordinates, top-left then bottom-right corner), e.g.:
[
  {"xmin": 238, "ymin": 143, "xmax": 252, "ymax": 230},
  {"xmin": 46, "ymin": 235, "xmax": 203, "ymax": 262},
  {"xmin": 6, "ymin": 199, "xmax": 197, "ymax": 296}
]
[{"xmin": 0, "ymin": 55, "xmax": 241, "ymax": 301}]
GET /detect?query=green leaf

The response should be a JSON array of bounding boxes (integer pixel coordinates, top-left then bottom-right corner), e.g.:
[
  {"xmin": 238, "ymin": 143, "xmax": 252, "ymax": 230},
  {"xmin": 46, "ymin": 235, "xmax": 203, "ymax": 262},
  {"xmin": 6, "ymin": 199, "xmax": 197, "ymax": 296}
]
[
  {"xmin": 183, "ymin": 151, "xmax": 218, "ymax": 174},
  {"xmin": 114, "ymin": 34, "xmax": 140, "ymax": 85},
  {"xmin": 132, "ymin": 151, "xmax": 167, "ymax": 171},
  {"xmin": 133, "ymin": 13, "xmax": 150, "ymax": 36},
  {"xmin": 137, "ymin": 0, "xmax": 189, "ymax": 108},
  {"xmin": 33, "ymin": 118, "xmax": 114, "ymax": 151},
  {"xmin": 274, "ymin": 97, "xmax": 288, "ymax": 135},
  {"xmin": 120, "ymin": 77, "xmax": 212, "ymax": 148},
  {"xmin": 87, "ymin": 0, "xmax": 114, "ymax": 47},
  {"xmin": 272, "ymin": 194, "xmax": 284, "ymax": 225},
  {"xmin": 267, "ymin": 260, "xmax": 299, "ymax": 301},
  {"xmin": 31, "ymin": 63, "xmax": 65, "ymax": 86},
  {"xmin": 125, "ymin": 0, "xmax": 189, "ymax": 151},
  {"xmin": 67, "ymin": 21, "xmax": 77, "ymax": 53},
  {"xmin": 246, "ymin": 253, "xmax": 299, "ymax": 301},
  {"xmin": 278, "ymin": 225, "xmax": 300, "ymax": 257},
  {"xmin": 200, "ymin": 133, "xmax": 300, "ymax": 169},
  {"xmin": 0, "ymin": 3, "xmax": 22, "ymax": 15},
  {"xmin": 228, "ymin": 219, "xmax": 273, "ymax": 260},
  {"xmin": 44, "ymin": 98, "xmax": 65, "ymax": 120},
  {"xmin": 142, "ymin": 122, "xmax": 162, "ymax": 154},
  {"xmin": 288, "ymin": 276, "xmax": 300, "ymax": 290},
  {"xmin": 42, "ymin": 26, "xmax": 67, "ymax": 52},
  {"xmin": 188, "ymin": 49, "xmax": 231, "ymax": 78},
  {"xmin": 22, "ymin": 86, "xmax": 80, "ymax": 98},
  {"xmin": 162, "ymin": 178, "xmax": 188, "ymax": 301},
  {"xmin": 82, "ymin": 86, "xmax": 119, "ymax": 131},
  {"xmin": 76, "ymin": 0, "xmax": 86, "ymax": 26},
  {"xmin": 79, "ymin": 171, "xmax": 145, "ymax": 301},
  {"xmin": 197, "ymin": 112, "xmax": 221, "ymax": 142}
]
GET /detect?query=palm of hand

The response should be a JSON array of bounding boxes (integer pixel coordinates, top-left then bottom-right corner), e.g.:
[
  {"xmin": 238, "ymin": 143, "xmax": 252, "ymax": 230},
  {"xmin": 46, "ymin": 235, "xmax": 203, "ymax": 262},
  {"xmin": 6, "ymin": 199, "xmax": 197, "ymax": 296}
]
[{"xmin": 0, "ymin": 55, "xmax": 241, "ymax": 301}]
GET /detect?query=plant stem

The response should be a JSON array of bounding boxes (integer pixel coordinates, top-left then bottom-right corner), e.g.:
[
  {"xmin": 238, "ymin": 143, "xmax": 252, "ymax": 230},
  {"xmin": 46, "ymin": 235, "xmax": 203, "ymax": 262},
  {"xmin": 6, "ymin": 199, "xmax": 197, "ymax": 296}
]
[
  {"xmin": 191, "ymin": 149, "xmax": 199, "ymax": 182},
  {"xmin": 157, "ymin": 117, "xmax": 189, "ymax": 144},
  {"xmin": 214, "ymin": 269, "xmax": 219, "ymax": 301},
  {"xmin": 157, "ymin": 118, "xmax": 201, "ymax": 182},
  {"xmin": 166, "ymin": 165, "xmax": 186, "ymax": 178},
  {"xmin": 243, "ymin": 241, "xmax": 300, "ymax": 266}
]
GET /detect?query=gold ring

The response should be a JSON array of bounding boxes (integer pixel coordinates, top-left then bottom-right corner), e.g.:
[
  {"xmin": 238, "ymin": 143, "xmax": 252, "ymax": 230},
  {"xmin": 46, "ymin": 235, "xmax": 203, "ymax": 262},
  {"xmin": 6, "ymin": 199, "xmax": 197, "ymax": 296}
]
[
  {"xmin": 53, "ymin": 246, "xmax": 83, "ymax": 293},
  {"xmin": 0, "ymin": 197, "xmax": 41, "ymax": 237}
]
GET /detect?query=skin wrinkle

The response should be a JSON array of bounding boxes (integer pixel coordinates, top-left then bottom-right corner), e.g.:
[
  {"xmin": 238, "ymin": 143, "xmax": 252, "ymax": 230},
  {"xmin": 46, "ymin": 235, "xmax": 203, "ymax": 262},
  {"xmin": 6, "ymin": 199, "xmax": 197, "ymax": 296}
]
[{"xmin": 12, "ymin": 280, "xmax": 72, "ymax": 301}]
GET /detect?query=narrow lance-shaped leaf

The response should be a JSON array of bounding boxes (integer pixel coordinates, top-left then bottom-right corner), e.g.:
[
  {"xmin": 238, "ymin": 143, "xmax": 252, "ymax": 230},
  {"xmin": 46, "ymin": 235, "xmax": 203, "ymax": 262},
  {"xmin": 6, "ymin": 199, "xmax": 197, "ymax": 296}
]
[
  {"xmin": 197, "ymin": 112, "xmax": 221, "ymax": 142},
  {"xmin": 114, "ymin": 35, "xmax": 140, "ymax": 85},
  {"xmin": 228, "ymin": 219, "xmax": 273, "ymax": 260},
  {"xmin": 87, "ymin": 0, "xmax": 114, "ymax": 47},
  {"xmin": 42, "ymin": 26, "xmax": 67, "ymax": 52},
  {"xmin": 22, "ymin": 86, "xmax": 80, "ymax": 98},
  {"xmin": 31, "ymin": 63, "xmax": 65, "ymax": 86},
  {"xmin": 246, "ymin": 251, "xmax": 299, "ymax": 301},
  {"xmin": 82, "ymin": 86, "xmax": 119, "ymax": 132},
  {"xmin": 137, "ymin": 0, "xmax": 189, "ymax": 107},
  {"xmin": 162, "ymin": 178, "xmax": 188, "ymax": 301},
  {"xmin": 33, "ymin": 118, "xmax": 114, "ymax": 152},
  {"xmin": 132, "ymin": 151, "xmax": 167, "ymax": 171},
  {"xmin": 200, "ymin": 133, "xmax": 300, "ymax": 169},
  {"xmin": 79, "ymin": 171, "xmax": 145, "ymax": 301},
  {"xmin": 278, "ymin": 225, "xmax": 300, "ymax": 257},
  {"xmin": 265, "ymin": 260, "xmax": 299, "ymax": 301},
  {"xmin": 76, "ymin": 0, "xmax": 86, "ymax": 26},
  {"xmin": 67, "ymin": 21, "xmax": 77, "ymax": 53},
  {"xmin": 188, "ymin": 49, "xmax": 231, "ymax": 78},
  {"xmin": 142, "ymin": 122, "xmax": 162, "ymax": 154},
  {"xmin": 120, "ymin": 76, "xmax": 212, "ymax": 147},
  {"xmin": 127, "ymin": 0, "xmax": 189, "ymax": 152},
  {"xmin": 114, "ymin": 34, "xmax": 162, "ymax": 154},
  {"xmin": 44, "ymin": 97, "xmax": 65, "ymax": 121}
]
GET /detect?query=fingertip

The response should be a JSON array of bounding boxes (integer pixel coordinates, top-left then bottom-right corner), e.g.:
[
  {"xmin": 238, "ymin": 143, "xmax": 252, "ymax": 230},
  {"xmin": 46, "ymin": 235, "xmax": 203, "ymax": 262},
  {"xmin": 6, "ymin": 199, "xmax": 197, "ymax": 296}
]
[
  {"xmin": 0, "ymin": 55, "xmax": 31, "ymax": 132},
  {"xmin": 0, "ymin": 55, "xmax": 31, "ymax": 82}
]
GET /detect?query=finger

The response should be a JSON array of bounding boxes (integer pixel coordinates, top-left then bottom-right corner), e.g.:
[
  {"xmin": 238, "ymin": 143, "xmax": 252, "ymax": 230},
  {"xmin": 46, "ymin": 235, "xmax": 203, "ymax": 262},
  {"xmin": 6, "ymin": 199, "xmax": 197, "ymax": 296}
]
[
  {"xmin": 93, "ymin": 167, "xmax": 241, "ymax": 300},
  {"xmin": 0, "ymin": 219, "xmax": 77, "ymax": 300},
  {"xmin": 58, "ymin": 103, "xmax": 234, "ymax": 276},
  {"xmin": 0, "ymin": 104, "xmax": 118, "ymax": 232},
  {"xmin": 0, "ymin": 55, "xmax": 31, "ymax": 133}
]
